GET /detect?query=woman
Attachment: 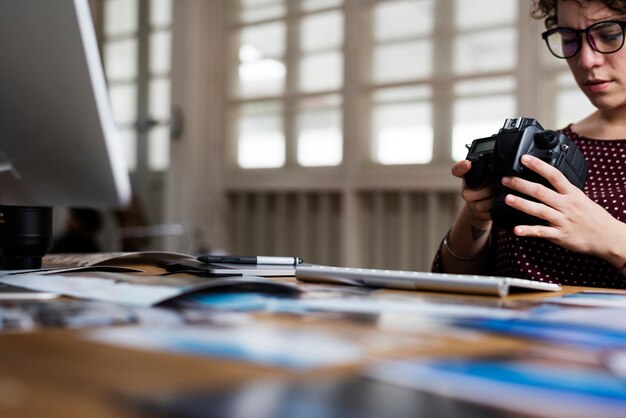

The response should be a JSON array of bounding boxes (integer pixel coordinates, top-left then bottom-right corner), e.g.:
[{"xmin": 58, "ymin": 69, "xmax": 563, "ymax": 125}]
[{"xmin": 433, "ymin": 0, "xmax": 626, "ymax": 288}]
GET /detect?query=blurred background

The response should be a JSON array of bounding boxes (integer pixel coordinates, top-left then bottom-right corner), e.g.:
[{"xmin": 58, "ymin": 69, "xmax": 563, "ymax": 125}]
[{"xmin": 75, "ymin": 0, "xmax": 594, "ymax": 270}]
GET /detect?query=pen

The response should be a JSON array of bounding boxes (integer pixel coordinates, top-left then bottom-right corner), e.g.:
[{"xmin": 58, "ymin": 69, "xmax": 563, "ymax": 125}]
[{"xmin": 197, "ymin": 255, "xmax": 303, "ymax": 265}]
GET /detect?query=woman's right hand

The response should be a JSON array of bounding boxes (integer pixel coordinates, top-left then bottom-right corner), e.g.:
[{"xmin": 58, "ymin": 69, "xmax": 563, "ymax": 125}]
[{"xmin": 451, "ymin": 160, "xmax": 494, "ymax": 222}]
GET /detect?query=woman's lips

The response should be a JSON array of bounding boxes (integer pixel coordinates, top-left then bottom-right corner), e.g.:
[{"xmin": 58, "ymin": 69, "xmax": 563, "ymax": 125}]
[{"xmin": 585, "ymin": 79, "xmax": 611, "ymax": 93}]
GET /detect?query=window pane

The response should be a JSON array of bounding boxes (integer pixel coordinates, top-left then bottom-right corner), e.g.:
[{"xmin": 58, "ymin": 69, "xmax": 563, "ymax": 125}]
[
  {"xmin": 455, "ymin": 0, "xmax": 517, "ymax": 30},
  {"xmin": 150, "ymin": 30, "xmax": 171, "ymax": 74},
  {"xmin": 452, "ymin": 95, "xmax": 516, "ymax": 161},
  {"xmin": 237, "ymin": 103, "xmax": 285, "ymax": 168},
  {"xmin": 454, "ymin": 77, "xmax": 516, "ymax": 96},
  {"xmin": 373, "ymin": 0, "xmax": 434, "ymax": 41},
  {"xmin": 149, "ymin": 78, "xmax": 171, "ymax": 120},
  {"xmin": 372, "ymin": 102, "xmax": 433, "ymax": 165},
  {"xmin": 240, "ymin": 22, "xmax": 285, "ymax": 58},
  {"xmin": 541, "ymin": 42, "xmax": 569, "ymax": 68},
  {"xmin": 299, "ymin": 52, "xmax": 343, "ymax": 92},
  {"xmin": 148, "ymin": 125, "xmax": 170, "ymax": 171},
  {"xmin": 238, "ymin": 0, "xmax": 285, "ymax": 23},
  {"xmin": 372, "ymin": 40, "xmax": 432, "ymax": 83},
  {"xmin": 454, "ymin": 28, "xmax": 516, "ymax": 74},
  {"xmin": 556, "ymin": 71, "xmax": 577, "ymax": 88},
  {"xmin": 119, "ymin": 128, "xmax": 138, "ymax": 171},
  {"xmin": 151, "ymin": 0, "xmax": 172, "ymax": 27},
  {"xmin": 297, "ymin": 96, "xmax": 343, "ymax": 167},
  {"xmin": 556, "ymin": 89, "xmax": 595, "ymax": 129},
  {"xmin": 237, "ymin": 23, "xmax": 286, "ymax": 97},
  {"xmin": 301, "ymin": 0, "xmax": 342, "ymax": 12},
  {"xmin": 301, "ymin": 11, "xmax": 343, "ymax": 52},
  {"xmin": 372, "ymin": 85, "xmax": 432, "ymax": 102},
  {"xmin": 104, "ymin": 39, "xmax": 138, "ymax": 81},
  {"xmin": 109, "ymin": 84, "xmax": 138, "ymax": 125},
  {"xmin": 104, "ymin": 0, "xmax": 138, "ymax": 36}
]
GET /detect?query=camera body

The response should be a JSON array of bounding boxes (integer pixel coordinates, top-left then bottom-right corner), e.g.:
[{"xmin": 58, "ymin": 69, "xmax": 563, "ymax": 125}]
[{"xmin": 464, "ymin": 117, "xmax": 588, "ymax": 228}]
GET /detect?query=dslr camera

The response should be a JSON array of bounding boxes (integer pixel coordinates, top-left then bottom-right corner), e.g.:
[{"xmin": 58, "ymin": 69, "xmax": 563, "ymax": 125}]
[{"xmin": 464, "ymin": 117, "xmax": 588, "ymax": 228}]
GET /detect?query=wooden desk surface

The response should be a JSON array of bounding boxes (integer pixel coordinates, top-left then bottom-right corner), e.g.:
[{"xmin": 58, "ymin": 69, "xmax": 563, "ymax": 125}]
[{"xmin": 0, "ymin": 279, "xmax": 601, "ymax": 418}]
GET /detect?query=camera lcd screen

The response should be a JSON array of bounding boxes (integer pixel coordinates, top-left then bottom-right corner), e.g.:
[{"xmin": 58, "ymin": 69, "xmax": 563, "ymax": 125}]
[{"xmin": 472, "ymin": 138, "xmax": 496, "ymax": 153}]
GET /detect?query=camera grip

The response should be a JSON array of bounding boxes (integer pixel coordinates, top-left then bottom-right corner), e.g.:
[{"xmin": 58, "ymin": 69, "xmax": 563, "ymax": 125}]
[{"xmin": 464, "ymin": 158, "xmax": 491, "ymax": 189}]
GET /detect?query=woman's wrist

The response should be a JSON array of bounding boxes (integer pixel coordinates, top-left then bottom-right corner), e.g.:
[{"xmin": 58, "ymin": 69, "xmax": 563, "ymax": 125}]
[
  {"xmin": 444, "ymin": 211, "xmax": 492, "ymax": 258},
  {"xmin": 600, "ymin": 219, "xmax": 626, "ymax": 276},
  {"xmin": 442, "ymin": 228, "xmax": 491, "ymax": 261}
]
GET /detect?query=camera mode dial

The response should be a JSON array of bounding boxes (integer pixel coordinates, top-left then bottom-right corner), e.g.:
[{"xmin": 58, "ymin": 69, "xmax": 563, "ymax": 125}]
[{"xmin": 534, "ymin": 130, "xmax": 559, "ymax": 149}]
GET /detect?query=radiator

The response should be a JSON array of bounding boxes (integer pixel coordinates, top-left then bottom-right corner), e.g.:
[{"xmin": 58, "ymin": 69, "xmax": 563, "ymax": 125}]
[{"xmin": 226, "ymin": 190, "xmax": 462, "ymax": 271}]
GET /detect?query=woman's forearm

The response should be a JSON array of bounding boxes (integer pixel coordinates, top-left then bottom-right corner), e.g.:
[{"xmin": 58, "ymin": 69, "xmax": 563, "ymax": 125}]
[{"xmin": 440, "ymin": 205, "xmax": 493, "ymax": 274}]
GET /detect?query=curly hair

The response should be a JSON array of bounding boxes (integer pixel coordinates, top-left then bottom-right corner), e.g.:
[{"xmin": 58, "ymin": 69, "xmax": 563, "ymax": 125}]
[{"xmin": 531, "ymin": 0, "xmax": 626, "ymax": 28}]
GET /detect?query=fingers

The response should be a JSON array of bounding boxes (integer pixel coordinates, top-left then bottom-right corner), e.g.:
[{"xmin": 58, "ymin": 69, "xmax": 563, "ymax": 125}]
[
  {"xmin": 502, "ymin": 175, "xmax": 560, "ymax": 208},
  {"xmin": 468, "ymin": 197, "xmax": 493, "ymax": 221},
  {"xmin": 462, "ymin": 184, "xmax": 493, "ymax": 202},
  {"xmin": 453, "ymin": 159, "xmax": 493, "ymax": 221},
  {"xmin": 512, "ymin": 224, "xmax": 559, "ymax": 240},
  {"xmin": 519, "ymin": 154, "xmax": 574, "ymax": 193},
  {"xmin": 504, "ymin": 193, "xmax": 561, "ymax": 225}
]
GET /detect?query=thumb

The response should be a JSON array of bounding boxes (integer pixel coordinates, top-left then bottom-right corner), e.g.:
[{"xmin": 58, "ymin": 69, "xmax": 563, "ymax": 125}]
[{"xmin": 451, "ymin": 160, "xmax": 472, "ymax": 179}]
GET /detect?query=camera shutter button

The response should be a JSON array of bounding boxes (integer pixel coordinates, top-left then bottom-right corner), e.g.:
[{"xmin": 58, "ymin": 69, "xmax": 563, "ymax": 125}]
[{"xmin": 534, "ymin": 131, "xmax": 559, "ymax": 149}]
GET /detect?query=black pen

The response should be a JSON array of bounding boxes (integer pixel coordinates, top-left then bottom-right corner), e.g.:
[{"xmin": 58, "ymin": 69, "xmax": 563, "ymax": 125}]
[{"xmin": 197, "ymin": 255, "xmax": 303, "ymax": 265}]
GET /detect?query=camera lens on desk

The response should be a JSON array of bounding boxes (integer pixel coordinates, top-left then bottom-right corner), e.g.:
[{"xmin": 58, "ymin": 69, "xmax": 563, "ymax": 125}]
[{"xmin": 0, "ymin": 205, "xmax": 53, "ymax": 270}]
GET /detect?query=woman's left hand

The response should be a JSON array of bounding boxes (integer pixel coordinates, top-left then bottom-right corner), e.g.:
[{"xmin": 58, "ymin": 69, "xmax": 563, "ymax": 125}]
[{"xmin": 501, "ymin": 154, "xmax": 625, "ymax": 260}]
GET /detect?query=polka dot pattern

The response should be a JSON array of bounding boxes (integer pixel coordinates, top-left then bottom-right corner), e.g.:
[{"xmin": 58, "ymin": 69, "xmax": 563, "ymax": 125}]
[{"xmin": 433, "ymin": 126, "xmax": 626, "ymax": 288}]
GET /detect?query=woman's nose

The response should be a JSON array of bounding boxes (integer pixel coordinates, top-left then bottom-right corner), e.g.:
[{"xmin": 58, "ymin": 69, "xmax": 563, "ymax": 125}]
[{"xmin": 575, "ymin": 35, "xmax": 605, "ymax": 68}]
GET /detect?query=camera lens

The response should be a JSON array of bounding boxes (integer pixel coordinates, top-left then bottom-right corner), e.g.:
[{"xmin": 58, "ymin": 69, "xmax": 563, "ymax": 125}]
[{"xmin": 0, "ymin": 205, "xmax": 53, "ymax": 269}]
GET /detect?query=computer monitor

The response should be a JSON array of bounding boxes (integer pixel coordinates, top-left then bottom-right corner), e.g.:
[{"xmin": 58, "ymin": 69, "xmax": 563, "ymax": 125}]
[
  {"xmin": 0, "ymin": 0, "xmax": 132, "ymax": 268},
  {"xmin": 0, "ymin": 0, "xmax": 131, "ymax": 207}
]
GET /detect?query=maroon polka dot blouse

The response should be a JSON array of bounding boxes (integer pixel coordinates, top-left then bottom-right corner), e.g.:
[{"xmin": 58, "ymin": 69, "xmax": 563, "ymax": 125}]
[{"xmin": 432, "ymin": 125, "xmax": 626, "ymax": 288}]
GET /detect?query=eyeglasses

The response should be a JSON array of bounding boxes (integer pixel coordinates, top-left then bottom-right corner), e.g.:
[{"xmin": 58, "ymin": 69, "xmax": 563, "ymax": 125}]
[{"xmin": 541, "ymin": 20, "xmax": 626, "ymax": 59}]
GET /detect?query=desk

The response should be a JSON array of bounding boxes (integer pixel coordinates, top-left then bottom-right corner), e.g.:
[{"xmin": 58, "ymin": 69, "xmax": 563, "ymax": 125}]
[{"xmin": 0, "ymin": 265, "xmax": 620, "ymax": 418}]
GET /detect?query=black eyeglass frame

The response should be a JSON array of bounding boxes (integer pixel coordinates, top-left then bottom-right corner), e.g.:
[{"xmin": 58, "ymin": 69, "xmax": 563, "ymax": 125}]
[{"xmin": 541, "ymin": 20, "xmax": 626, "ymax": 59}]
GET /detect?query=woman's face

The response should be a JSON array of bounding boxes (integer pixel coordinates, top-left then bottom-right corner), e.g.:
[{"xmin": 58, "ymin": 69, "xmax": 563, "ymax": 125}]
[{"xmin": 558, "ymin": 0, "xmax": 626, "ymax": 112}]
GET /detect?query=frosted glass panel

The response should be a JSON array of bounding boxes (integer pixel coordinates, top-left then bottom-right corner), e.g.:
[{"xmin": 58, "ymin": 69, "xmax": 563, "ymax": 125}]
[
  {"xmin": 372, "ymin": 40, "xmax": 432, "ymax": 83},
  {"xmin": 151, "ymin": 0, "xmax": 172, "ymax": 26},
  {"xmin": 455, "ymin": 0, "xmax": 517, "ymax": 30},
  {"xmin": 452, "ymin": 95, "xmax": 515, "ymax": 161},
  {"xmin": 297, "ymin": 101, "xmax": 342, "ymax": 167},
  {"xmin": 237, "ymin": 23, "xmax": 286, "ymax": 97},
  {"xmin": 148, "ymin": 125, "xmax": 170, "ymax": 171},
  {"xmin": 104, "ymin": 0, "xmax": 138, "ymax": 36},
  {"xmin": 372, "ymin": 103, "xmax": 433, "ymax": 165},
  {"xmin": 454, "ymin": 28, "xmax": 516, "ymax": 74},
  {"xmin": 237, "ymin": 103, "xmax": 285, "ymax": 168},
  {"xmin": 301, "ymin": 11, "xmax": 343, "ymax": 52},
  {"xmin": 373, "ymin": 0, "xmax": 434, "ymax": 40},
  {"xmin": 299, "ymin": 52, "xmax": 343, "ymax": 92},
  {"xmin": 109, "ymin": 84, "xmax": 138, "ymax": 125},
  {"xmin": 104, "ymin": 39, "xmax": 138, "ymax": 81},
  {"xmin": 149, "ymin": 78, "xmax": 171, "ymax": 120},
  {"xmin": 150, "ymin": 30, "xmax": 172, "ymax": 74},
  {"xmin": 239, "ymin": 0, "xmax": 285, "ymax": 22},
  {"xmin": 301, "ymin": 0, "xmax": 342, "ymax": 11}
]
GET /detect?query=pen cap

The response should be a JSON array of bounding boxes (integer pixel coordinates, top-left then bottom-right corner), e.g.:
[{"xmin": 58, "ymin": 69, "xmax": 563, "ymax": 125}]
[{"xmin": 257, "ymin": 256, "xmax": 300, "ymax": 265}]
